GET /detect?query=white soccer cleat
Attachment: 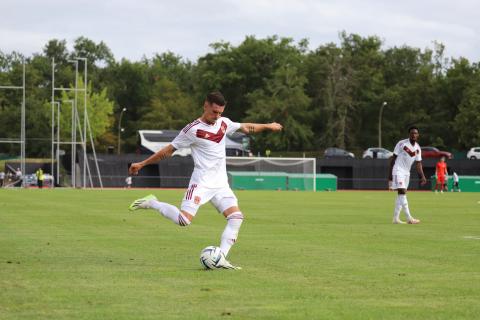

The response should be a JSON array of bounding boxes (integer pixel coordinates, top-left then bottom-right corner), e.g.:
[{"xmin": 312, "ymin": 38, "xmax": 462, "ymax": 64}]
[
  {"xmin": 407, "ymin": 218, "xmax": 421, "ymax": 224},
  {"xmin": 218, "ymin": 253, "xmax": 242, "ymax": 270},
  {"xmin": 129, "ymin": 194, "xmax": 157, "ymax": 211},
  {"xmin": 393, "ymin": 219, "xmax": 406, "ymax": 224}
]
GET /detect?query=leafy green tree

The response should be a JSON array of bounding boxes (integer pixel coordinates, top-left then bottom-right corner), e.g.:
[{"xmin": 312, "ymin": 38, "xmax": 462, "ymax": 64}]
[
  {"xmin": 245, "ymin": 65, "xmax": 312, "ymax": 152},
  {"xmin": 104, "ymin": 59, "xmax": 151, "ymax": 151},
  {"xmin": 194, "ymin": 36, "xmax": 307, "ymax": 121},
  {"xmin": 305, "ymin": 33, "xmax": 385, "ymax": 151},
  {"xmin": 339, "ymin": 33, "xmax": 385, "ymax": 149},
  {"xmin": 305, "ymin": 43, "xmax": 355, "ymax": 149},
  {"xmin": 454, "ymin": 80, "xmax": 480, "ymax": 147},
  {"xmin": 381, "ymin": 46, "xmax": 439, "ymax": 149},
  {"xmin": 72, "ymin": 36, "xmax": 114, "ymax": 67},
  {"xmin": 138, "ymin": 77, "xmax": 199, "ymax": 130},
  {"xmin": 149, "ymin": 52, "xmax": 195, "ymax": 93},
  {"xmin": 43, "ymin": 39, "xmax": 69, "ymax": 65},
  {"xmin": 2, "ymin": 34, "xmax": 480, "ymax": 157},
  {"xmin": 0, "ymin": 53, "xmax": 28, "ymax": 156}
]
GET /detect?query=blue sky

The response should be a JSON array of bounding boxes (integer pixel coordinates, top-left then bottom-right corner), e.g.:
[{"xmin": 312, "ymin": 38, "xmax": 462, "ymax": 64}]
[{"xmin": 1, "ymin": 0, "xmax": 479, "ymax": 62}]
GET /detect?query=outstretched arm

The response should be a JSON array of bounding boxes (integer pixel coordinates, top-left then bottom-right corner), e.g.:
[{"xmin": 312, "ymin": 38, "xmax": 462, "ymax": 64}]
[
  {"xmin": 129, "ymin": 144, "xmax": 176, "ymax": 175},
  {"xmin": 239, "ymin": 122, "xmax": 283, "ymax": 134},
  {"xmin": 416, "ymin": 161, "xmax": 427, "ymax": 185}
]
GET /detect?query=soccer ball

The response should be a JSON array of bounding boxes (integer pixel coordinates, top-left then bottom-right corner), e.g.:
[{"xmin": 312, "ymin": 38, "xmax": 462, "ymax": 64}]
[{"xmin": 200, "ymin": 246, "xmax": 224, "ymax": 269}]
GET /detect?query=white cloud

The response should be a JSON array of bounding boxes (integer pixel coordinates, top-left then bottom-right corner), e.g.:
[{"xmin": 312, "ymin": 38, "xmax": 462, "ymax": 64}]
[{"xmin": 0, "ymin": 0, "xmax": 478, "ymax": 61}]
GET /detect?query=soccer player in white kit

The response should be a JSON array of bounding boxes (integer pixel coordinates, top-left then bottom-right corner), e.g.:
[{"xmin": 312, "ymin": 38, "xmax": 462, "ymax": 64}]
[
  {"xmin": 128, "ymin": 91, "xmax": 283, "ymax": 268},
  {"xmin": 388, "ymin": 126, "xmax": 427, "ymax": 224}
]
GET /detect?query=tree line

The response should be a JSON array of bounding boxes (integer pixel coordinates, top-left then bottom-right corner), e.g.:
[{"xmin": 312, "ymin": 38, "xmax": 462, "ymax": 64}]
[{"xmin": 1, "ymin": 32, "xmax": 479, "ymax": 157}]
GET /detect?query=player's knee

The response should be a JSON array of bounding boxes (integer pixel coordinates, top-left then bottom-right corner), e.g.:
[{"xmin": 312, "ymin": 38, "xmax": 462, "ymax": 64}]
[
  {"xmin": 178, "ymin": 212, "xmax": 192, "ymax": 227},
  {"xmin": 226, "ymin": 211, "xmax": 244, "ymax": 221}
]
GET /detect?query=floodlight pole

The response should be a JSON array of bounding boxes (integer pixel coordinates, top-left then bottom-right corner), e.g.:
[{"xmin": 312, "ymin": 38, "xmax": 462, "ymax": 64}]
[
  {"xmin": 55, "ymin": 102, "xmax": 61, "ymax": 185},
  {"xmin": 378, "ymin": 101, "xmax": 387, "ymax": 148},
  {"xmin": 66, "ymin": 100, "xmax": 75, "ymax": 187},
  {"xmin": 51, "ymin": 57, "xmax": 100, "ymax": 189},
  {"xmin": 68, "ymin": 60, "xmax": 79, "ymax": 187},
  {"xmin": 85, "ymin": 110, "xmax": 104, "ymax": 188},
  {"xmin": 117, "ymin": 108, "xmax": 127, "ymax": 154},
  {"xmin": 75, "ymin": 57, "xmax": 88, "ymax": 188},
  {"xmin": 51, "ymin": 59, "xmax": 55, "ymax": 184},
  {"xmin": 51, "ymin": 101, "xmax": 59, "ymax": 185},
  {"xmin": 21, "ymin": 61, "xmax": 26, "ymax": 186},
  {"xmin": 73, "ymin": 103, "xmax": 94, "ymax": 188}
]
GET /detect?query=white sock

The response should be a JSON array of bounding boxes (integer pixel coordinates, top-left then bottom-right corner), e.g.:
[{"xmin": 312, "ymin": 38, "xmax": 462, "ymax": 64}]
[
  {"xmin": 398, "ymin": 194, "xmax": 413, "ymax": 221},
  {"xmin": 220, "ymin": 212, "xmax": 244, "ymax": 257},
  {"xmin": 149, "ymin": 200, "xmax": 190, "ymax": 226},
  {"xmin": 393, "ymin": 196, "xmax": 403, "ymax": 221}
]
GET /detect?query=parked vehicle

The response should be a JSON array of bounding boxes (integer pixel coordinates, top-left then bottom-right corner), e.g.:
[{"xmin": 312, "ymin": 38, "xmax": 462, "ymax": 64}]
[
  {"xmin": 420, "ymin": 147, "xmax": 453, "ymax": 159},
  {"xmin": 362, "ymin": 148, "xmax": 393, "ymax": 159},
  {"xmin": 467, "ymin": 147, "xmax": 480, "ymax": 159},
  {"xmin": 324, "ymin": 147, "xmax": 355, "ymax": 159}
]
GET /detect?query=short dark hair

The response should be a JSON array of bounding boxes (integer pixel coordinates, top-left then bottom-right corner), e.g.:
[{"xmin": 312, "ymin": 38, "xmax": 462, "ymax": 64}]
[
  {"xmin": 408, "ymin": 126, "xmax": 419, "ymax": 133},
  {"xmin": 206, "ymin": 91, "xmax": 226, "ymax": 106}
]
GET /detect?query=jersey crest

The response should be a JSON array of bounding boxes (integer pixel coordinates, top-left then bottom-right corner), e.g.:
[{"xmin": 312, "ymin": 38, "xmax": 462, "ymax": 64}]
[
  {"xmin": 196, "ymin": 121, "xmax": 228, "ymax": 143},
  {"xmin": 194, "ymin": 196, "xmax": 201, "ymax": 205}
]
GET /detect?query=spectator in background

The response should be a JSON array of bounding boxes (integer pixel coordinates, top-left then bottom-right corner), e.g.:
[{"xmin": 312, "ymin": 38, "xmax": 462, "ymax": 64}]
[
  {"xmin": 7, "ymin": 171, "xmax": 13, "ymax": 184},
  {"xmin": 435, "ymin": 157, "xmax": 448, "ymax": 193},
  {"xmin": 452, "ymin": 172, "xmax": 460, "ymax": 192},
  {"xmin": 15, "ymin": 168, "xmax": 22, "ymax": 187},
  {"xmin": 36, "ymin": 168, "xmax": 44, "ymax": 189},
  {"xmin": 0, "ymin": 171, "xmax": 4, "ymax": 187},
  {"xmin": 125, "ymin": 176, "xmax": 132, "ymax": 189}
]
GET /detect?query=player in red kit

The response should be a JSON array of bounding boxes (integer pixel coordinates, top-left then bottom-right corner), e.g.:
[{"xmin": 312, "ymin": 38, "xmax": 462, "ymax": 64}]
[{"xmin": 435, "ymin": 157, "xmax": 448, "ymax": 193}]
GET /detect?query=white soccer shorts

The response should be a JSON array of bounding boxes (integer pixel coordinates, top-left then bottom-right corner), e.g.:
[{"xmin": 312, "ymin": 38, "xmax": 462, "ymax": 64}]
[
  {"xmin": 181, "ymin": 184, "xmax": 238, "ymax": 216},
  {"xmin": 392, "ymin": 174, "xmax": 410, "ymax": 190}
]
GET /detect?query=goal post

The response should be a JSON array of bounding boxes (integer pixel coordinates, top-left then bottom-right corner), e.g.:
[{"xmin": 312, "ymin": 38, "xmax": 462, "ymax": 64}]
[{"xmin": 226, "ymin": 157, "xmax": 316, "ymax": 191}]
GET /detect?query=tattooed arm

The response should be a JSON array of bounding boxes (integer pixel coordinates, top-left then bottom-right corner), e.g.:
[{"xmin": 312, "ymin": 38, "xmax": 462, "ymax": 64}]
[
  {"xmin": 239, "ymin": 122, "xmax": 283, "ymax": 135},
  {"xmin": 129, "ymin": 144, "xmax": 176, "ymax": 175}
]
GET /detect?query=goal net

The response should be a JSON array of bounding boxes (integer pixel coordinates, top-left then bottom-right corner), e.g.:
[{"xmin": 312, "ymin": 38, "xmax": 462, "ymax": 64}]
[{"xmin": 226, "ymin": 157, "xmax": 316, "ymax": 191}]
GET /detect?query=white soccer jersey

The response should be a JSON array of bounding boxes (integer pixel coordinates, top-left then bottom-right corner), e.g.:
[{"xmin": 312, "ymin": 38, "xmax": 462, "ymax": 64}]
[
  {"xmin": 392, "ymin": 138, "xmax": 422, "ymax": 175},
  {"xmin": 453, "ymin": 172, "xmax": 459, "ymax": 182},
  {"xmin": 171, "ymin": 117, "xmax": 241, "ymax": 188}
]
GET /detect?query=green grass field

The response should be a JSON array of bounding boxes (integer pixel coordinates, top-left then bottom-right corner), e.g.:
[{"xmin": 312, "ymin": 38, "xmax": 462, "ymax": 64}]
[{"xmin": 1, "ymin": 189, "xmax": 479, "ymax": 319}]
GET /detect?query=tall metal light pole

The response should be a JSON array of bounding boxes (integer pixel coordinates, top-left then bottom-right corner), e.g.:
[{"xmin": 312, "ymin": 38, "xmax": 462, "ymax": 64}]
[
  {"xmin": 378, "ymin": 101, "xmax": 387, "ymax": 148},
  {"xmin": 118, "ymin": 108, "xmax": 127, "ymax": 154},
  {"xmin": 75, "ymin": 57, "xmax": 88, "ymax": 189}
]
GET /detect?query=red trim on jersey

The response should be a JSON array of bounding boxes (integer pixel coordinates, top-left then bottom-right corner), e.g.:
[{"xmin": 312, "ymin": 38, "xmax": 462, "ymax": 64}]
[
  {"xmin": 186, "ymin": 184, "xmax": 197, "ymax": 200},
  {"xmin": 403, "ymin": 146, "xmax": 416, "ymax": 157},
  {"xmin": 196, "ymin": 121, "xmax": 227, "ymax": 143},
  {"xmin": 183, "ymin": 120, "xmax": 200, "ymax": 133}
]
